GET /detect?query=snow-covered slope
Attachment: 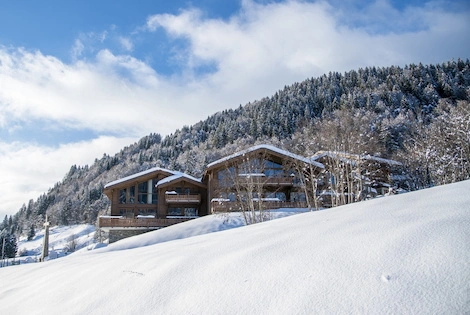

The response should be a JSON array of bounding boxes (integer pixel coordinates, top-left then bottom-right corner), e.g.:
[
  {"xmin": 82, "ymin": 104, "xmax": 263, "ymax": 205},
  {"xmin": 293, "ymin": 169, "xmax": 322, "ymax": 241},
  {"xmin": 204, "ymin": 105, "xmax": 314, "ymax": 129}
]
[
  {"xmin": 1, "ymin": 180, "xmax": 469, "ymax": 314},
  {"xmin": 16, "ymin": 224, "xmax": 96, "ymax": 261}
]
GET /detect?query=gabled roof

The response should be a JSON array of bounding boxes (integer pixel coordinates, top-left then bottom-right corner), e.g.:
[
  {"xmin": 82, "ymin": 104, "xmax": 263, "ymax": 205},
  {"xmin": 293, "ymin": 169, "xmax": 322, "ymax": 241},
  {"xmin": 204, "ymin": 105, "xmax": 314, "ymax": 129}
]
[
  {"xmin": 156, "ymin": 173, "xmax": 205, "ymax": 188},
  {"xmin": 311, "ymin": 151, "xmax": 402, "ymax": 166},
  {"xmin": 206, "ymin": 144, "xmax": 324, "ymax": 170},
  {"xmin": 104, "ymin": 167, "xmax": 180, "ymax": 189}
]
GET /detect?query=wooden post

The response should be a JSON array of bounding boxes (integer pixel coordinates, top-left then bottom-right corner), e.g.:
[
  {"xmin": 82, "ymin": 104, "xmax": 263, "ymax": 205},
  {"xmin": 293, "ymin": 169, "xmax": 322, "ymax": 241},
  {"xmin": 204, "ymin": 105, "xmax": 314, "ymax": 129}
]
[{"xmin": 40, "ymin": 216, "xmax": 50, "ymax": 262}]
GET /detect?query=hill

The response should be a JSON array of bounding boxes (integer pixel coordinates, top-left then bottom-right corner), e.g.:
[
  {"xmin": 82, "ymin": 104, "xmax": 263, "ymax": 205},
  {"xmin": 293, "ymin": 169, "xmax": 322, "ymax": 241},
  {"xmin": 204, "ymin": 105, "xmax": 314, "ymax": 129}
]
[
  {"xmin": 2, "ymin": 59, "xmax": 470, "ymax": 236},
  {"xmin": 0, "ymin": 180, "xmax": 469, "ymax": 314}
]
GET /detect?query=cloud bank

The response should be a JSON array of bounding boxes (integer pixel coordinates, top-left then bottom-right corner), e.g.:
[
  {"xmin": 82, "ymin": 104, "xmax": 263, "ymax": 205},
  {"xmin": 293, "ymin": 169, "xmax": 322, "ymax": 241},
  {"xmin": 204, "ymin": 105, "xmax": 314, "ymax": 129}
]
[{"xmin": 0, "ymin": 0, "xmax": 469, "ymax": 217}]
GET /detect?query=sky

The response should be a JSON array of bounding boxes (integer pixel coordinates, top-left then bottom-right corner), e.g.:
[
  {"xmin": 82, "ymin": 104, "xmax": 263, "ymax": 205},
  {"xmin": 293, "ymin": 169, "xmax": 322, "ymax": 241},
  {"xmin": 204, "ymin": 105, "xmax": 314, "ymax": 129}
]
[
  {"xmin": 2, "ymin": 180, "xmax": 469, "ymax": 313},
  {"xmin": 0, "ymin": 0, "xmax": 469, "ymax": 218}
]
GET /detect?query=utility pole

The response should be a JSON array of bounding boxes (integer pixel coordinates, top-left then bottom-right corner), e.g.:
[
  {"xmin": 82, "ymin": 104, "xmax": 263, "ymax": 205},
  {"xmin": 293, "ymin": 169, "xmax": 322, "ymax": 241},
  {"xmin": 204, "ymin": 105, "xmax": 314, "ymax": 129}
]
[{"xmin": 40, "ymin": 216, "xmax": 50, "ymax": 262}]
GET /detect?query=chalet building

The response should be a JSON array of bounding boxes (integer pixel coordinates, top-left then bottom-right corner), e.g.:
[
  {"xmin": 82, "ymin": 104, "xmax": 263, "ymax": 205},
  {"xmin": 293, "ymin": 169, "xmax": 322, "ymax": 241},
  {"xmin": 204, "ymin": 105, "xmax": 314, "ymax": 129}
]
[
  {"xmin": 310, "ymin": 151, "xmax": 406, "ymax": 206},
  {"xmin": 100, "ymin": 167, "xmax": 208, "ymax": 242},
  {"xmin": 100, "ymin": 145, "xmax": 406, "ymax": 242},
  {"xmin": 203, "ymin": 144, "xmax": 324, "ymax": 213}
]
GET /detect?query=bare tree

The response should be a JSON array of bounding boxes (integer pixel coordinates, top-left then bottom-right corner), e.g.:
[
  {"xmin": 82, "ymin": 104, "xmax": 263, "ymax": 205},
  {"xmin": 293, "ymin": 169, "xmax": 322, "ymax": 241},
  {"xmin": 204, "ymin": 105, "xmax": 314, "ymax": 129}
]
[
  {"xmin": 401, "ymin": 100, "xmax": 470, "ymax": 187},
  {"xmin": 65, "ymin": 234, "xmax": 78, "ymax": 253}
]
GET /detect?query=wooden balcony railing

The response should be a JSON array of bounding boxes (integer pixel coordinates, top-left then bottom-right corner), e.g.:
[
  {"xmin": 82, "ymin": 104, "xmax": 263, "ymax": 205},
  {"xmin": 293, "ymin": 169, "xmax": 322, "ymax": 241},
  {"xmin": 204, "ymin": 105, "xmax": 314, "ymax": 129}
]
[
  {"xmin": 210, "ymin": 200, "xmax": 308, "ymax": 213},
  {"xmin": 165, "ymin": 194, "xmax": 201, "ymax": 204},
  {"xmin": 264, "ymin": 177, "xmax": 295, "ymax": 186},
  {"xmin": 236, "ymin": 176, "xmax": 294, "ymax": 186},
  {"xmin": 98, "ymin": 216, "xmax": 195, "ymax": 229}
]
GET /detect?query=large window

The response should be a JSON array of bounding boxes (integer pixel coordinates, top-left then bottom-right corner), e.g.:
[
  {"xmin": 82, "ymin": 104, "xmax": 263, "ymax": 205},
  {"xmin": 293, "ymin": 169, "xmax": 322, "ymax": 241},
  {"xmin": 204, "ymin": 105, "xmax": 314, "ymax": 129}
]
[
  {"xmin": 264, "ymin": 160, "xmax": 284, "ymax": 177},
  {"xmin": 119, "ymin": 209, "xmax": 134, "ymax": 217},
  {"xmin": 120, "ymin": 180, "xmax": 158, "ymax": 205},
  {"xmin": 138, "ymin": 180, "xmax": 158, "ymax": 204},
  {"xmin": 217, "ymin": 167, "xmax": 235, "ymax": 187},
  {"xmin": 238, "ymin": 160, "xmax": 262, "ymax": 175},
  {"xmin": 167, "ymin": 207, "xmax": 198, "ymax": 217},
  {"xmin": 119, "ymin": 187, "xmax": 135, "ymax": 204},
  {"xmin": 291, "ymin": 192, "xmax": 306, "ymax": 202},
  {"xmin": 265, "ymin": 192, "xmax": 286, "ymax": 201},
  {"xmin": 137, "ymin": 182, "xmax": 149, "ymax": 203}
]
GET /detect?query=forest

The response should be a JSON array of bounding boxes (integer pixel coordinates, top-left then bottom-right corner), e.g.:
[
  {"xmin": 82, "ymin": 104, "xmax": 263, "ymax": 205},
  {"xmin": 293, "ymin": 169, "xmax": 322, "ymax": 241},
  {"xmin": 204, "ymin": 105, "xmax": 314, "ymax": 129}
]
[{"xmin": 1, "ymin": 59, "xmax": 469, "ymax": 248}]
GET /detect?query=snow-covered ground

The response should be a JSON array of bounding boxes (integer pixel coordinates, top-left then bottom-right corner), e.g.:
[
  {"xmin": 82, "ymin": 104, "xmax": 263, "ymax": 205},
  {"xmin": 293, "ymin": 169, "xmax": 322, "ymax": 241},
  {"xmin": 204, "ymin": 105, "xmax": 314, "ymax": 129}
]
[
  {"xmin": 14, "ymin": 224, "xmax": 97, "ymax": 263},
  {"xmin": 1, "ymin": 180, "xmax": 469, "ymax": 314}
]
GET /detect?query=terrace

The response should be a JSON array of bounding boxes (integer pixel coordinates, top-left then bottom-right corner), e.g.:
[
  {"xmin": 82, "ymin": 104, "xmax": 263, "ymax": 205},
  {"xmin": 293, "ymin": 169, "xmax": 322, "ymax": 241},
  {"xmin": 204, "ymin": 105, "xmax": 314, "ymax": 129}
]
[{"xmin": 98, "ymin": 216, "xmax": 197, "ymax": 230}]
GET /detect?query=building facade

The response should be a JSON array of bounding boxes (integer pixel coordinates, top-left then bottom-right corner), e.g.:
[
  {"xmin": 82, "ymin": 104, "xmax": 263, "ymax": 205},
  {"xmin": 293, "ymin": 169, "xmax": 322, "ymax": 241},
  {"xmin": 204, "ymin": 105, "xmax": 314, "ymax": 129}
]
[
  {"xmin": 100, "ymin": 145, "xmax": 404, "ymax": 242},
  {"xmin": 100, "ymin": 167, "xmax": 208, "ymax": 242}
]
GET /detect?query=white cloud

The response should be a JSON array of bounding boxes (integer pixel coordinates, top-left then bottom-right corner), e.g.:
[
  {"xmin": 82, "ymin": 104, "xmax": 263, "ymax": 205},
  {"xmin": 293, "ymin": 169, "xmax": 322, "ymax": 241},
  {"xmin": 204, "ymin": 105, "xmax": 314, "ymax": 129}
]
[
  {"xmin": 0, "ymin": 48, "xmax": 179, "ymax": 137},
  {"xmin": 145, "ymin": 0, "xmax": 470, "ymax": 100},
  {"xmin": 118, "ymin": 36, "xmax": 133, "ymax": 51},
  {"xmin": 71, "ymin": 39, "xmax": 85, "ymax": 60},
  {"xmin": 0, "ymin": 136, "xmax": 137, "ymax": 218}
]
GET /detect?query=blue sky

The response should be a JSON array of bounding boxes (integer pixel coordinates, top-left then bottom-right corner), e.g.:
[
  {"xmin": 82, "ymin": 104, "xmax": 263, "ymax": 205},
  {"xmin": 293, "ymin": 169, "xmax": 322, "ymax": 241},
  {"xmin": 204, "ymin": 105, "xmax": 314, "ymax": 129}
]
[{"xmin": 0, "ymin": 0, "xmax": 469, "ymax": 218}]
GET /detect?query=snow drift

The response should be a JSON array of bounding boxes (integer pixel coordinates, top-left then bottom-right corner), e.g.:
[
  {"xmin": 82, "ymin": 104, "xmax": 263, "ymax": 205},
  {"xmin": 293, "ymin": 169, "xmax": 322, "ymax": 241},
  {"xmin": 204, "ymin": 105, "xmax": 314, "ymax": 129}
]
[{"xmin": 1, "ymin": 180, "xmax": 469, "ymax": 314}]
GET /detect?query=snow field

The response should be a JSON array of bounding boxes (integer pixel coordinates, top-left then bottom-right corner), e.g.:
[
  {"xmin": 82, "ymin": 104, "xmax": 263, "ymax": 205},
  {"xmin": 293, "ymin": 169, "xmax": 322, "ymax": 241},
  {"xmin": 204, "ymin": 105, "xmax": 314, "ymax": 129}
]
[{"xmin": 0, "ymin": 180, "xmax": 469, "ymax": 314}]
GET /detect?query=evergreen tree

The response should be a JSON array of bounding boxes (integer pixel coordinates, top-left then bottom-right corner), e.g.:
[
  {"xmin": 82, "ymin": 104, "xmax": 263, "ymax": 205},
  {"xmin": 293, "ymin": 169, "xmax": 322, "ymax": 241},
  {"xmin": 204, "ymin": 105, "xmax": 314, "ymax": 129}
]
[
  {"xmin": 1, "ymin": 232, "xmax": 17, "ymax": 259},
  {"xmin": 27, "ymin": 224, "xmax": 36, "ymax": 241}
]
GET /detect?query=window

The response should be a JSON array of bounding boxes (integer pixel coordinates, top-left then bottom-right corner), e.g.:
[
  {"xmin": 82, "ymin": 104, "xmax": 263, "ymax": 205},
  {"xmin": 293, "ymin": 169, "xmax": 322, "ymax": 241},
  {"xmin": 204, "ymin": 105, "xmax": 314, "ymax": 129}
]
[
  {"xmin": 137, "ymin": 180, "xmax": 158, "ymax": 204},
  {"xmin": 167, "ymin": 207, "xmax": 199, "ymax": 217},
  {"xmin": 129, "ymin": 186, "xmax": 135, "ymax": 203},
  {"xmin": 239, "ymin": 160, "xmax": 262, "ymax": 174},
  {"xmin": 291, "ymin": 192, "xmax": 306, "ymax": 202},
  {"xmin": 137, "ymin": 182, "xmax": 148, "ymax": 203},
  {"xmin": 119, "ymin": 189, "xmax": 126, "ymax": 204},
  {"xmin": 152, "ymin": 179, "xmax": 159, "ymax": 204},
  {"xmin": 185, "ymin": 208, "xmax": 198, "ymax": 216},
  {"xmin": 168, "ymin": 207, "xmax": 183, "ymax": 216},
  {"xmin": 264, "ymin": 160, "xmax": 284, "ymax": 177},
  {"xmin": 119, "ymin": 209, "xmax": 134, "ymax": 217},
  {"xmin": 266, "ymin": 192, "xmax": 286, "ymax": 201},
  {"xmin": 217, "ymin": 167, "xmax": 235, "ymax": 187},
  {"xmin": 119, "ymin": 187, "xmax": 135, "ymax": 204}
]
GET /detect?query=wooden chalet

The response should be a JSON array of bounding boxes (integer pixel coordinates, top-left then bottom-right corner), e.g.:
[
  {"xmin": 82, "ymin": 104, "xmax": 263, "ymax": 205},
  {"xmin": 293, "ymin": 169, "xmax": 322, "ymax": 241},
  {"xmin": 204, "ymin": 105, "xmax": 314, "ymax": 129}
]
[
  {"xmin": 310, "ymin": 151, "xmax": 406, "ymax": 206},
  {"xmin": 100, "ymin": 167, "xmax": 207, "ymax": 242},
  {"xmin": 202, "ymin": 144, "xmax": 324, "ymax": 213}
]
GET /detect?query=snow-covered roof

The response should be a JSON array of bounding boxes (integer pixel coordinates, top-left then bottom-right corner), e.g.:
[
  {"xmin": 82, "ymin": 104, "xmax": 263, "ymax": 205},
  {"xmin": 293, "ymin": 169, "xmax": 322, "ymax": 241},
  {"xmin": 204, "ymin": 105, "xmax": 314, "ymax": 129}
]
[
  {"xmin": 206, "ymin": 144, "xmax": 324, "ymax": 169},
  {"xmin": 155, "ymin": 173, "xmax": 203, "ymax": 188},
  {"xmin": 104, "ymin": 167, "xmax": 180, "ymax": 189},
  {"xmin": 311, "ymin": 151, "xmax": 402, "ymax": 166},
  {"xmin": 362, "ymin": 155, "xmax": 402, "ymax": 166}
]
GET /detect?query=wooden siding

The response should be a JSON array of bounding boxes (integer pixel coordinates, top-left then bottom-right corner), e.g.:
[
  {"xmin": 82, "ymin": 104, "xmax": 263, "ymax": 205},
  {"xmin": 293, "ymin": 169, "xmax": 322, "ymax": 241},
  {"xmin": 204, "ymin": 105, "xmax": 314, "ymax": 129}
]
[{"xmin": 99, "ymin": 216, "xmax": 195, "ymax": 229}]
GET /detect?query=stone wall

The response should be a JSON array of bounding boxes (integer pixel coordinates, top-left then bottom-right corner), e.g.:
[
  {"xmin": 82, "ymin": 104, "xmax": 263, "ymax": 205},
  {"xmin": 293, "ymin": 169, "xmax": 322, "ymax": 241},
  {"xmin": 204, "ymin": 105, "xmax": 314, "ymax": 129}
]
[{"xmin": 108, "ymin": 229, "xmax": 159, "ymax": 243}]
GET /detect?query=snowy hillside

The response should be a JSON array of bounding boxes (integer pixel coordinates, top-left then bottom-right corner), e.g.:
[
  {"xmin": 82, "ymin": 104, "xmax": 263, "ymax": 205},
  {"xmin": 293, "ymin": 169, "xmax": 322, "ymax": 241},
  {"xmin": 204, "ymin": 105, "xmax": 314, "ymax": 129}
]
[
  {"xmin": 1, "ymin": 180, "xmax": 469, "ymax": 314},
  {"xmin": 15, "ymin": 224, "xmax": 96, "ymax": 262}
]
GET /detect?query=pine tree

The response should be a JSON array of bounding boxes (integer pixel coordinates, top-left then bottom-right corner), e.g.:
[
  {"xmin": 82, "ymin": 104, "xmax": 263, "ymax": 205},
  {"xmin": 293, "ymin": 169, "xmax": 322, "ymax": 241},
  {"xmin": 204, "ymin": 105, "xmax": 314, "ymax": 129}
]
[
  {"xmin": 27, "ymin": 224, "xmax": 35, "ymax": 241},
  {"xmin": 1, "ymin": 232, "xmax": 17, "ymax": 259}
]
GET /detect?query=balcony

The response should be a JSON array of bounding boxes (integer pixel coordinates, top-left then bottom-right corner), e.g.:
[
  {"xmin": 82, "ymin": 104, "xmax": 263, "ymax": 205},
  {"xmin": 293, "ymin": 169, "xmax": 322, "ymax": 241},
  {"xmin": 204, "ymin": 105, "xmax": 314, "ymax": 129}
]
[
  {"xmin": 98, "ymin": 216, "xmax": 196, "ymax": 230},
  {"xmin": 210, "ymin": 200, "xmax": 308, "ymax": 213},
  {"xmin": 165, "ymin": 193, "xmax": 201, "ymax": 204},
  {"xmin": 236, "ymin": 175, "xmax": 294, "ymax": 186}
]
